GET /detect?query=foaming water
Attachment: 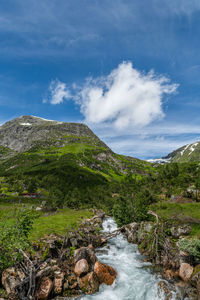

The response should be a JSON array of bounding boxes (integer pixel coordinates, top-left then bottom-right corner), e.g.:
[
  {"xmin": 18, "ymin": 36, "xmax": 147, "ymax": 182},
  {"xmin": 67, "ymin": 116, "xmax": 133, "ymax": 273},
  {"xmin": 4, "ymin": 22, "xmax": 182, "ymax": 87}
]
[{"xmin": 82, "ymin": 218, "xmax": 179, "ymax": 300}]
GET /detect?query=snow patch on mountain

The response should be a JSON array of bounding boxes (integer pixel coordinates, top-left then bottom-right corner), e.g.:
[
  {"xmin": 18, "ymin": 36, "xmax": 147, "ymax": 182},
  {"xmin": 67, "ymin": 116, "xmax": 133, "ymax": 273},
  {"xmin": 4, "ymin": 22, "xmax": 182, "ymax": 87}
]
[
  {"xmin": 20, "ymin": 123, "xmax": 32, "ymax": 126},
  {"xmin": 189, "ymin": 142, "xmax": 198, "ymax": 156}
]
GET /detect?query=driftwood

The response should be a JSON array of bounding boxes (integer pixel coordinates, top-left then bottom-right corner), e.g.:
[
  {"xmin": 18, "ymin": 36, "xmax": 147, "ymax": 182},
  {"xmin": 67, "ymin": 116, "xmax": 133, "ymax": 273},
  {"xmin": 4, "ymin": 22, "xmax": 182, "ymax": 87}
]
[
  {"xmin": 15, "ymin": 250, "xmax": 50, "ymax": 300},
  {"xmin": 102, "ymin": 227, "xmax": 123, "ymax": 240},
  {"xmin": 14, "ymin": 249, "xmax": 36, "ymax": 300},
  {"xmin": 147, "ymin": 210, "xmax": 163, "ymax": 264},
  {"xmin": 147, "ymin": 210, "xmax": 160, "ymax": 264}
]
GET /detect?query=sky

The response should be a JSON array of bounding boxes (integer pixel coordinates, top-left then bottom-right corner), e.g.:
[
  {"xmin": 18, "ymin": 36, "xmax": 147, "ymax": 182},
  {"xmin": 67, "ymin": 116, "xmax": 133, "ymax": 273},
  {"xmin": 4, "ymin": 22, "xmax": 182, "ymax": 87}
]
[{"xmin": 1, "ymin": 0, "xmax": 200, "ymax": 159}]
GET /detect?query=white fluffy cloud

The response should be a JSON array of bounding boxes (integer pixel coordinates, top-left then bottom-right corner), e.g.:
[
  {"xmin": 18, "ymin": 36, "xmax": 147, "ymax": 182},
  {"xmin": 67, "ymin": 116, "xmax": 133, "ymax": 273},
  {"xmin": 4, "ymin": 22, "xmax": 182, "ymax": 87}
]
[
  {"xmin": 45, "ymin": 62, "xmax": 178, "ymax": 130},
  {"xmin": 44, "ymin": 79, "xmax": 71, "ymax": 105}
]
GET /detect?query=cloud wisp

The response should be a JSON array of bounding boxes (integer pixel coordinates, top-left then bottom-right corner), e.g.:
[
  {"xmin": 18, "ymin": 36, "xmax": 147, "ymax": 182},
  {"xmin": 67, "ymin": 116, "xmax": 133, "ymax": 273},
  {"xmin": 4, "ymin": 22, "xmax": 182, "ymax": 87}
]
[
  {"xmin": 43, "ymin": 80, "xmax": 71, "ymax": 105},
  {"xmin": 45, "ymin": 62, "xmax": 178, "ymax": 130}
]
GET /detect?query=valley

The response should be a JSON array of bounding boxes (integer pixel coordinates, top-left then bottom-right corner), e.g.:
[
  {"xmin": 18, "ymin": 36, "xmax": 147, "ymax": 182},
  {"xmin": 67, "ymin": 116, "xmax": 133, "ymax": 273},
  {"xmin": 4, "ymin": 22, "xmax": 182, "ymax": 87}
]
[{"xmin": 0, "ymin": 116, "xmax": 200, "ymax": 299}]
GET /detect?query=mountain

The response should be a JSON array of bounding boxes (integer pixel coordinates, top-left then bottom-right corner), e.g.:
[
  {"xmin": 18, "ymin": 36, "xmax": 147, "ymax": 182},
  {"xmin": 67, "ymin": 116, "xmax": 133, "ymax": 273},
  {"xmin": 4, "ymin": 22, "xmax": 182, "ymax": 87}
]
[
  {"xmin": 0, "ymin": 116, "xmax": 152, "ymax": 208},
  {"xmin": 163, "ymin": 141, "xmax": 200, "ymax": 162},
  {"xmin": 0, "ymin": 115, "xmax": 149, "ymax": 176},
  {"xmin": 0, "ymin": 115, "xmax": 108, "ymax": 153}
]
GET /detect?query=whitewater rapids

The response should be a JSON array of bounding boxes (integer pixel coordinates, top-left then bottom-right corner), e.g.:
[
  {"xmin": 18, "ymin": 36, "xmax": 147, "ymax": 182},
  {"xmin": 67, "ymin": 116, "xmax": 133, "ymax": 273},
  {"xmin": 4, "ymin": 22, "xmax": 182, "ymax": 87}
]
[{"xmin": 81, "ymin": 217, "xmax": 181, "ymax": 300}]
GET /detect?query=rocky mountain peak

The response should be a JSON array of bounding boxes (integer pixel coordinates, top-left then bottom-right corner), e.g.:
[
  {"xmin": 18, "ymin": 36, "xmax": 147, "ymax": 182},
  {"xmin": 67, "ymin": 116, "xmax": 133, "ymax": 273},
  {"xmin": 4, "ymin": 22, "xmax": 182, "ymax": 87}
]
[{"xmin": 0, "ymin": 115, "xmax": 106, "ymax": 152}]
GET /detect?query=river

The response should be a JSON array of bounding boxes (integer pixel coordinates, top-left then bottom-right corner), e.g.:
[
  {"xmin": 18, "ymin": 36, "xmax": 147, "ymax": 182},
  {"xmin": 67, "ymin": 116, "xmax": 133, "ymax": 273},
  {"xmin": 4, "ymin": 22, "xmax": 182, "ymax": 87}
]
[{"xmin": 82, "ymin": 217, "xmax": 184, "ymax": 300}]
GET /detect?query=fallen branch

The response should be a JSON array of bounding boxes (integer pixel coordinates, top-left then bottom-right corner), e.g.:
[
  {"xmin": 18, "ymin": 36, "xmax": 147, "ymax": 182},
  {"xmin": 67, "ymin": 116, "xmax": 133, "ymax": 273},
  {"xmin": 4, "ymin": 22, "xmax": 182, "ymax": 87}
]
[{"xmin": 102, "ymin": 227, "xmax": 123, "ymax": 240}]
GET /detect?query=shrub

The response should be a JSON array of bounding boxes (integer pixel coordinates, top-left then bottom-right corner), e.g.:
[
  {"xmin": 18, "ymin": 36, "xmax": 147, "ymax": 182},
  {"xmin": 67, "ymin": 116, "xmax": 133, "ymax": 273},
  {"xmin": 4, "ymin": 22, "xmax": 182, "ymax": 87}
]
[
  {"xmin": 0, "ymin": 209, "xmax": 38, "ymax": 272},
  {"xmin": 179, "ymin": 238, "xmax": 200, "ymax": 260}
]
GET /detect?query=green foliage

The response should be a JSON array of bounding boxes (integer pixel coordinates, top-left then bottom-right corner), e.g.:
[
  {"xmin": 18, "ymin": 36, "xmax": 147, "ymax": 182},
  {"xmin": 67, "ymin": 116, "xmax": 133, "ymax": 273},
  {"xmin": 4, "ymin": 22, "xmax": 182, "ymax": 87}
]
[
  {"xmin": 0, "ymin": 209, "xmax": 38, "ymax": 272},
  {"xmin": 17, "ymin": 209, "xmax": 39, "ymax": 237},
  {"xmin": 27, "ymin": 179, "xmax": 37, "ymax": 193},
  {"xmin": 70, "ymin": 246, "xmax": 76, "ymax": 256},
  {"xmin": 112, "ymin": 189, "xmax": 154, "ymax": 226},
  {"xmin": 112, "ymin": 197, "xmax": 132, "ymax": 227},
  {"xmin": 179, "ymin": 238, "xmax": 200, "ymax": 260}
]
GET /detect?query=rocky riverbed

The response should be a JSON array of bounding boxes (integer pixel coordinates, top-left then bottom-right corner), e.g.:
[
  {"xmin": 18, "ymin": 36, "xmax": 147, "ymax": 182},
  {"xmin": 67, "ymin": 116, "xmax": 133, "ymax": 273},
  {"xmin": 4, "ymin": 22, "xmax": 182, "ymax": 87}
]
[
  {"xmin": 1, "ymin": 212, "xmax": 199, "ymax": 300},
  {"xmin": 122, "ymin": 220, "xmax": 200, "ymax": 299},
  {"xmin": 0, "ymin": 211, "xmax": 117, "ymax": 299}
]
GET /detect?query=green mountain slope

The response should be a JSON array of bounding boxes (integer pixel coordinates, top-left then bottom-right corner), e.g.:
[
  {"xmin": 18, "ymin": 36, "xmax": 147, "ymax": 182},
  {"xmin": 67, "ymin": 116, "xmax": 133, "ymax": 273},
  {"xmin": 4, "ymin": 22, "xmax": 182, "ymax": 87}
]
[
  {"xmin": 164, "ymin": 141, "xmax": 200, "ymax": 162},
  {"xmin": 0, "ymin": 116, "xmax": 153, "ymax": 209}
]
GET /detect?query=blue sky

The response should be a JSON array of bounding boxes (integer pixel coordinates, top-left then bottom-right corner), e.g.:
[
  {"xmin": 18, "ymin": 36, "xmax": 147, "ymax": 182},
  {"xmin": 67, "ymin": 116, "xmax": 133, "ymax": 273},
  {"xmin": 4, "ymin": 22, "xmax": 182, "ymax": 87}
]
[{"xmin": 1, "ymin": 0, "xmax": 200, "ymax": 158}]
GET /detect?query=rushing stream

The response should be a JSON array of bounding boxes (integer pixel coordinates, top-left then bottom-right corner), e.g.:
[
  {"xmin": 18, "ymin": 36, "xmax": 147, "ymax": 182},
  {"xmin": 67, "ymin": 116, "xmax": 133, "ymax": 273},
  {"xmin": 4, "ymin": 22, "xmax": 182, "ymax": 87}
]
[{"xmin": 82, "ymin": 217, "xmax": 181, "ymax": 300}]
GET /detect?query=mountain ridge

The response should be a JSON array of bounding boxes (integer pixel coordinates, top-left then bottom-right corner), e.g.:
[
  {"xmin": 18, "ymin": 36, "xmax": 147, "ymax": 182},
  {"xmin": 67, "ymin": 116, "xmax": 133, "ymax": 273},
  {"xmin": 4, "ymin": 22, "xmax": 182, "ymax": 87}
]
[
  {"xmin": 163, "ymin": 141, "xmax": 200, "ymax": 162},
  {"xmin": 0, "ymin": 115, "xmax": 109, "ymax": 153}
]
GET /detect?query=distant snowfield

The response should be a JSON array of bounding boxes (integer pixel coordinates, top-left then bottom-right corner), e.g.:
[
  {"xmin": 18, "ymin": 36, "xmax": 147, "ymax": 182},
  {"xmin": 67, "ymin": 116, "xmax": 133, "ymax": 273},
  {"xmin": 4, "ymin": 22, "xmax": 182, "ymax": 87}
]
[{"xmin": 146, "ymin": 158, "xmax": 171, "ymax": 164}]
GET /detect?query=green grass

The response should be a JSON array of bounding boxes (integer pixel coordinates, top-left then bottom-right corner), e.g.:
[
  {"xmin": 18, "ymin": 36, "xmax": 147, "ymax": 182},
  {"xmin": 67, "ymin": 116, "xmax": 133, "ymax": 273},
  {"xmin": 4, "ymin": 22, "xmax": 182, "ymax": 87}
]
[
  {"xmin": 0, "ymin": 201, "xmax": 93, "ymax": 241},
  {"xmin": 151, "ymin": 202, "xmax": 200, "ymax": 220},
  {"xmin": 31, "ymin": 208, "xmax": 93, "ymax": 240},
  {"xmin": 150, "ymin": 202, "xmax": 200, "ymax": 237},
  {"xmin": 34, "ymin": 143, "xmax": 97, "ymax": 156}
]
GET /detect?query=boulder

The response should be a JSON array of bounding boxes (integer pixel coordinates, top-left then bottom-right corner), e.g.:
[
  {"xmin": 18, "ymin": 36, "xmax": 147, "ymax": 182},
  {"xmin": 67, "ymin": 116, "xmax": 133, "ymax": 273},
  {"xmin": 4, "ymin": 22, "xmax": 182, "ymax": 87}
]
[
  {"xmin": 94, "ymin": 261, "xmax": 117, "ymax": 285},
  {"xmin": 2, "ymin": 267, "xmax": 25, "ymax": 294},
  {"xmin": 68, "ymin": 275, "xmax": 78, "ymax": 289},
  {"xmin": 54, "ymin": 271, "xmax": 64, "ymax": 295},
  {"xmin": 179, "ymin": 263, "xmax": 194, "ymax": 281},
  {"xmin": 74, "ymin": 247, "xmax": 97, "ymax": 269},
  {"xmin": 78, "ymin": 271, "xmax": 99, "ymax": 294},
  {"xmin": 171, "ymin": 225, "xmax": 191, "ymax": 238},
  {"xmin": 74, "ymin": 259, "xmax": 89, "ymax": 277},
  {"xmin": 36, "ymin": 277, "xmax": 53, "ymax": 300},
  {"xmin": 124, "ymin": 222, "xmax": 138, "ymax": 243}
]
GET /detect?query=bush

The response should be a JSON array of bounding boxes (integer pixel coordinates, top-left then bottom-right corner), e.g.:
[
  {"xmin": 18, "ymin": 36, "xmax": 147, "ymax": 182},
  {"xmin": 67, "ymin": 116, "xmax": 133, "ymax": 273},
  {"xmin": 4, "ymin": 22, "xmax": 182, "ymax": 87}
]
[
  {"xmin": 0, "ymin": 210, "xmax": 38, "ymax": 272},
  {"xmin": 112, "ymin": 191, "xmax": 152, "ymax": 227},
  {"xmin": 179, "ymin": 238, "xmax": 200, "ymax": 260}
]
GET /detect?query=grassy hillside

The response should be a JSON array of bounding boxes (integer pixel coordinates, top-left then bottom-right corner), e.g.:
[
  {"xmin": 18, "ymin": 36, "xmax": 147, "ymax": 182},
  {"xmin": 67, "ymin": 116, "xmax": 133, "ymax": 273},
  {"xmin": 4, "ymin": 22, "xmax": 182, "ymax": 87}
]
[
  {"xmin": 1, "ymin": 116, "xmax": 200, "ymax": 241},
  {"xmin": 0, "ymin": 117, "xmax": 153, "ymax": 212}
]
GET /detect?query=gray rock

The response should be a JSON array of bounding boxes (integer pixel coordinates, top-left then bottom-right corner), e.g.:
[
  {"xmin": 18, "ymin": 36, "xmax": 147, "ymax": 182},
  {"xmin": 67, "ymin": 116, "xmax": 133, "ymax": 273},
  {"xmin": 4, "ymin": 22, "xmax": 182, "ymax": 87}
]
[
  {"xmin": 74, "ymin": 247, "xmax": 97, "ymax": 269},
  {"xmin": 170, "ymin": 225, "xmax": 191, "ymax": 238}
]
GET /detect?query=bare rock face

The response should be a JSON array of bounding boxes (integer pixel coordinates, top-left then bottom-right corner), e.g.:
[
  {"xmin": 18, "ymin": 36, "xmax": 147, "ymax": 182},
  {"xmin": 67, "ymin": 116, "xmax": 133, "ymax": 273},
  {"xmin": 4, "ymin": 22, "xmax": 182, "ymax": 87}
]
[
  {"xmin": 2, "ymin": 267, "xmax": 25, "ymax": 294},
  {"xmin": 74, "ymin": 259, "xmax": 89, "ymax": 277},
  {"xmin": 0, "ymin": 115, "xmax": 108, "ymax": 153},
  {"xmin": 36, "ymin": 277, "xmax": 53, "ymax": 300},
  {"xmin": 179, "ymin": 263, "xmax": 194, "ymax": 281},
  {"xmin": 78, "ymin": 272, "xmax": 99, "ymax": 294},
  {"xmin": 94, "ymin": 261, "xmax": 117, "ymax": 285}
]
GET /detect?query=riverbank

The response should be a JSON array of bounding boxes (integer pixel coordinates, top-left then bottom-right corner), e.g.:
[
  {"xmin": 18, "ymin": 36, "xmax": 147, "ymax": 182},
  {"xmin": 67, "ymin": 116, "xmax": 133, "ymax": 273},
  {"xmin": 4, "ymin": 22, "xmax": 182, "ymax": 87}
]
[
  {"xmin": 0, "ymin": 212, "xmax": 118, "ymax": 299},
  {"xmin": 1, "ymin": 210, "xmax": 198, "ymax": 300},
  {"xmin": 122, "ymin": 218, "xmax": 200, "ymax": 299},
  {"xmin": 82, "ymin": 217, "xmax": 178, "ymax": 300}
]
